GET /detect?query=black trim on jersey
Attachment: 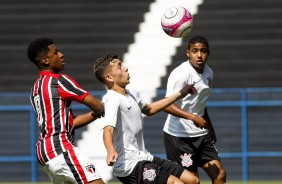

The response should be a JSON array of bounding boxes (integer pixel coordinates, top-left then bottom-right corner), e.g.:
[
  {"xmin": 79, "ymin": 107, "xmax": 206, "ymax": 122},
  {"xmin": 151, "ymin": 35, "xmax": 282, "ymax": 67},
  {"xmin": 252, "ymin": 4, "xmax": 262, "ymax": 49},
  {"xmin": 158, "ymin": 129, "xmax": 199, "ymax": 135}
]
[
  {"xmin": 38, "ymin": 76, "xmax": 47, "ymax": 138},
  {"xmin": 65, "ymin": 101, "xmax": 72, "ymax": 134},
  {"xmin": 40, "ymin": 141, "xmax": 49, "ymax": 164},
  {"xmin": 59, "ymin": 76, "xmax": 85, "ymax": 96},
  {"xmin": 36, "ymin": 154, "xmax": 44, "ymax": 166},
  {"xmin": 50, "ymin": 77, "xmax": 64, "ymax": 156}
]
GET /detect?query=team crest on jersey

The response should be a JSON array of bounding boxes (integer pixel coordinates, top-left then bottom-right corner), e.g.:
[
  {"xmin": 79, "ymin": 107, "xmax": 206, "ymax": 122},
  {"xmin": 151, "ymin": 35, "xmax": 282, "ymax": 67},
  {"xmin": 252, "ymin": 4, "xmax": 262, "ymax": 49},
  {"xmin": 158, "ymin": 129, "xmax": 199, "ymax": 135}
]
[
  {"xmin": 143, "ymin": 168, "xmax": 156, "ymax": 181},
  {"xmin": 180, "ymin": 153, "xmax": 193, "ymax": 167},
  {"xmin": 85, "ymin": 162, "xmax": 95, "ymax": 173}
]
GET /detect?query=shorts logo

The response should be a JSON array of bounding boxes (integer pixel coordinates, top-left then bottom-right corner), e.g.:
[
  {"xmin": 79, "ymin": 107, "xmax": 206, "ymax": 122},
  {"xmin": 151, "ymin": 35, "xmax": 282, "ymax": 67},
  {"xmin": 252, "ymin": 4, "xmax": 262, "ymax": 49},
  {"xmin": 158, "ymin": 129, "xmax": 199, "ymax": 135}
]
[
  {"xmin": 143, "ymin": 168, "xmax": 156, "ymax": 181},
  {"xmin": 180, "ymin": 153, "xmax": 193, "ymax": 167},
  {"xmin": 85, "ymin": 162, "xmax": 95, "ymax": 173}
]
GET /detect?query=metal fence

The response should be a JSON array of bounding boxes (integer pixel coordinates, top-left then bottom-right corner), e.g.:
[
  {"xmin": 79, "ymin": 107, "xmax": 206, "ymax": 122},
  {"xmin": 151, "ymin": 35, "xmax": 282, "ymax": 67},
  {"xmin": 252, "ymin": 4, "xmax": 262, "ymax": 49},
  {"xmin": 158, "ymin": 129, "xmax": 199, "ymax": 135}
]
[{"xmin": 0, "ymin": 88, "xmax": 282, "ymax": 182}]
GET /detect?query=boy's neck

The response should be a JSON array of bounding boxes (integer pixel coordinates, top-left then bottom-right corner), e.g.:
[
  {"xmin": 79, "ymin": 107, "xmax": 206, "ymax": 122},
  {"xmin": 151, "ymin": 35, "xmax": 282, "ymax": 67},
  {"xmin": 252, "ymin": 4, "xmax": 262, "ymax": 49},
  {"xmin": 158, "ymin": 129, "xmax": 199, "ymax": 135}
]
[{"xmin": 110, "ymin": 85, "xmax": 127, "ymax": 96}]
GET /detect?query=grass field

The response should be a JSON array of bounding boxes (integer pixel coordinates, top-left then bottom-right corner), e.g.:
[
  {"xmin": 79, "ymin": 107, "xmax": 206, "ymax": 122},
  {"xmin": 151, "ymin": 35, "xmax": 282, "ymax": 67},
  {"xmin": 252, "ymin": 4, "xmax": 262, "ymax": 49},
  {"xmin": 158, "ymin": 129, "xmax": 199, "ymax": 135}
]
[{"xmin": 2, "ymin": 181, "xmax": 282, "ymax": 184}]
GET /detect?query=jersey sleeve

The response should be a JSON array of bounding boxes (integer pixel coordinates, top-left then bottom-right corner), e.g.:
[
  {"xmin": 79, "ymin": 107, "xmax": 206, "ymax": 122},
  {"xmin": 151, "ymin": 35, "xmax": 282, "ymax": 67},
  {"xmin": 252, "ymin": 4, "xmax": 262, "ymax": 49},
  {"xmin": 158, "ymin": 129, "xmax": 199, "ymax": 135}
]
[
  {"xmin": 57, "ymin": 75, "xmax": 90, "ymax": 102},
  {"xmin": 101, "ymin": 93, "xmax": 120, "ymax": 128},
  {"xmin": 165, "ymin": 69, "xmax": 188, "ymax": 97}
]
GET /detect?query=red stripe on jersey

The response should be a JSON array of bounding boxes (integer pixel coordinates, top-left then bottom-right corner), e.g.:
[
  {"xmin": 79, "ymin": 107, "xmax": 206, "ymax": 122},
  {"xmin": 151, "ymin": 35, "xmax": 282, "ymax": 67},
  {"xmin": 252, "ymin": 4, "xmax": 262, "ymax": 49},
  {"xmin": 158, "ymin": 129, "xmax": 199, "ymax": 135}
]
[{"xmin": 43, "ymin": 77, "xmax": 57, "ymax": 160}]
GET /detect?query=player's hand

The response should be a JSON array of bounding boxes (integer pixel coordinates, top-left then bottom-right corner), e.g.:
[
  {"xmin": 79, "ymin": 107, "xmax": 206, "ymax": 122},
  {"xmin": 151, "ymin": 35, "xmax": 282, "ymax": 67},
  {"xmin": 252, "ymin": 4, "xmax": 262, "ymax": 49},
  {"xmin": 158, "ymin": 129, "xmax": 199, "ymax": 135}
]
[
  {"xmin": 179, "ymin": 84, "xmax": 197, "ymax": 98},
  {"xmin": 191, "ymin": 114, "xmax": 207, "ymax": 128},
  {"xmin": 106, "ymin": 151, "xmax": 118, "ymax": 166},
  {"xmin": 91, "ymin": 110, "xmax": 104, "ymax": 120}
]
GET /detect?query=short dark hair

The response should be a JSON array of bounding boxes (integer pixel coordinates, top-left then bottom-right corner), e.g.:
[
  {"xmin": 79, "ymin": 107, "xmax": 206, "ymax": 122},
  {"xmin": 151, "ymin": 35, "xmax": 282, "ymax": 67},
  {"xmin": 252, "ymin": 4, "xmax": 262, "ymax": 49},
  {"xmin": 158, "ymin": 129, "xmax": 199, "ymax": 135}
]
[
  {"xmin": 93, "ymin": 54, "xmax": 119, "ymax": 83},
  {"xmin": 27, "ymin": 38, "xmax": 54, "ymax": 65},
  {"xmin": 188, "ymin": 35, "xmax": 209, "ymax": 50}
]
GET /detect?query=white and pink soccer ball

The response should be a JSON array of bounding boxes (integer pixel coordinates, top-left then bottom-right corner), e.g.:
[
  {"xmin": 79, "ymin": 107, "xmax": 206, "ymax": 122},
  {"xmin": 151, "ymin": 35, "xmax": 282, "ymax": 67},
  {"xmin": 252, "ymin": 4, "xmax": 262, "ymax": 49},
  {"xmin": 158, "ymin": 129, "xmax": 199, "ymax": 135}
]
[{"xmin": 161, "ymin": 6, "xmax": 193, "ymax": 38}]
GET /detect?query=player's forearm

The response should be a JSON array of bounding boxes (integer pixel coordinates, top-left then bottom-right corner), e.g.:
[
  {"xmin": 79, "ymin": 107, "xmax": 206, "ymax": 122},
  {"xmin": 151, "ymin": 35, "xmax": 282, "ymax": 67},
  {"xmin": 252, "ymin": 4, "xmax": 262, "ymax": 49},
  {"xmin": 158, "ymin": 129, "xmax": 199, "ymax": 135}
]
[
  {"xmin": 73, "ymin": 112, "xmax": 95, "ymax": 129},
  {"xmin": 143, "ymin": 92, "xmax": 182, "ymax": 116},
  {"xmin": 143, "ymin": 83, "xmax": 197, "ymax": 116},
  {"xmin": 164, "ymin": 103, "xmax": 195, "ymax": 120},
  {"xmin": 103, "ymin": 128, "xmax": 116, "ymax": 153},
  {"xmin": 83, "ymin": 94, "xmax": 105, "ymax": 117}
]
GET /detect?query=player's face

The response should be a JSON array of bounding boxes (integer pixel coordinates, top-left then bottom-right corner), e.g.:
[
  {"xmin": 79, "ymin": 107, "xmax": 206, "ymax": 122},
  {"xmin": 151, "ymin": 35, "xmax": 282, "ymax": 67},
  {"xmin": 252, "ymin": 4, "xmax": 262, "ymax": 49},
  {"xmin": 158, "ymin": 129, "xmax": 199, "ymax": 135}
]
[
  {"xmin": 108, "ymin": 59, "xmax": 130, "ymax": 87},
  {"xmin": 187, "ymin": 42, "xmax": 209, "ymax": 73},
  {"xmin": 44, "ymin": 44, "xmax": 65, "ymax": 73}
]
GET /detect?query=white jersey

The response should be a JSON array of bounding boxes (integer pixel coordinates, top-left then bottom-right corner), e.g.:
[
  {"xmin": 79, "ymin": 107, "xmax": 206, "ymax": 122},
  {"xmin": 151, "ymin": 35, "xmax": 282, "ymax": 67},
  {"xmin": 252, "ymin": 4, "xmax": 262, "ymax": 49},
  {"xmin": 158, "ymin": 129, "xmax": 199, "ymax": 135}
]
[
  {"xmin": 101, "ymin": 90, "xmax": 153, "ymax": 177},
  {"xmin": 163, "ymin": 61, "xmax": 213, "ymax": 137}
]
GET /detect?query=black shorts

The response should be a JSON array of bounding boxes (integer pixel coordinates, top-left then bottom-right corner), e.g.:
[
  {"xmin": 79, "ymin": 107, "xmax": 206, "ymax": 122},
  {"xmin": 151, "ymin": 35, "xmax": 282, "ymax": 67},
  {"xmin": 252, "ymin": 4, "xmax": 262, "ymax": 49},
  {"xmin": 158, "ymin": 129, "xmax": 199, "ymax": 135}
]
[
  {"xmin": 163, "ymin": 132, "xmax": 220, "ymax": 173},
  {"xmin": 117, "ymin": 157, "xmax": 185, "ymax": 184}
]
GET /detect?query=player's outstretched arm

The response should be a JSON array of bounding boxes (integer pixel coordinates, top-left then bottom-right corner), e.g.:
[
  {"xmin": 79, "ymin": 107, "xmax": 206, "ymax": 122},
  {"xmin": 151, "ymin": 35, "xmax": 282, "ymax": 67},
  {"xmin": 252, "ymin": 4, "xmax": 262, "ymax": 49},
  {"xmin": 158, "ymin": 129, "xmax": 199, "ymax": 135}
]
[
  {"xmin": 141, "ymin": 84, "xmax": 196, "ymax": 116},
  {"xmin": 82, "ymin": 94, "xmax": 105, "ymax": 118},
  {"xmin": 103, "ymin": 126, "xmax": 118, "ymax": 166}
]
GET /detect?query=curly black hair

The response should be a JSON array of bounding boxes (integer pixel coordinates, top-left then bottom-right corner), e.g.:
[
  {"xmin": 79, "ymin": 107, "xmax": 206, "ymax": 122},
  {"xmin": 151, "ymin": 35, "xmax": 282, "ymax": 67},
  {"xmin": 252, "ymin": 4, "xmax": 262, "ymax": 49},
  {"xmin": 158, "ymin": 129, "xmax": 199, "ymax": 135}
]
[{"xmin": 27, "ymin": 38, "xmax": 54, "ymax": 66}]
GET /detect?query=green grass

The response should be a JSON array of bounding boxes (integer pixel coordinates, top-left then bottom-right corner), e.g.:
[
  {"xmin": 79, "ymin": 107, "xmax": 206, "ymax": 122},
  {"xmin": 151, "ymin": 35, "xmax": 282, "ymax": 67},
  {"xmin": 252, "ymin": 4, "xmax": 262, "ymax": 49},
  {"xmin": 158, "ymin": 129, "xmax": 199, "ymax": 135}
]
[{"xmin": 2, "ymin": 181, "xmax": 282, "ymax": 184}]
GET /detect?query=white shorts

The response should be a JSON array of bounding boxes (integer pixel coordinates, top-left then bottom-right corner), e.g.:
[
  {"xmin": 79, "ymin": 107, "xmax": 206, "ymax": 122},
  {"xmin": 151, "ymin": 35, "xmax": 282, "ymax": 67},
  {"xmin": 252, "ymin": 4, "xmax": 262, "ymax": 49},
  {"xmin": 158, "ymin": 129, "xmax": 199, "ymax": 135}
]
[{"xmin": 42, "ymin": 147, "xmax": 102, "ymax": 184}]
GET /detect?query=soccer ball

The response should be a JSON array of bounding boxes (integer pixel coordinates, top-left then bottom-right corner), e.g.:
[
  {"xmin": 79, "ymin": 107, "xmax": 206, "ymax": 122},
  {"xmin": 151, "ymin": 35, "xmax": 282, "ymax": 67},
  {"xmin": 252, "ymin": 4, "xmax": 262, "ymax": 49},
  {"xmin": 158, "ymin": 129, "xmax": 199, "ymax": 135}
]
[{"xmin": 161, "ymin": 6, "xmax": 193, "ymax": 38}]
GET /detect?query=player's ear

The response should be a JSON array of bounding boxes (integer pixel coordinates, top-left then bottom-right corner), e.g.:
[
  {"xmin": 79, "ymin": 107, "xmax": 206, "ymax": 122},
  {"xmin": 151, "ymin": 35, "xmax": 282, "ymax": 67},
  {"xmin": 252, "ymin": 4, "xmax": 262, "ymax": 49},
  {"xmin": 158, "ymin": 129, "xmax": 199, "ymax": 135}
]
[
  {"xmin": 40, "ymin": 57, "xmax": 49, "ymax": 65},
  {"xmin": 105, "ymin": 74, "xmax": 114, "ymax": 82},
  {"xmin": 186, "ymin": 50, "xmax": 190, "ymax": 59}
]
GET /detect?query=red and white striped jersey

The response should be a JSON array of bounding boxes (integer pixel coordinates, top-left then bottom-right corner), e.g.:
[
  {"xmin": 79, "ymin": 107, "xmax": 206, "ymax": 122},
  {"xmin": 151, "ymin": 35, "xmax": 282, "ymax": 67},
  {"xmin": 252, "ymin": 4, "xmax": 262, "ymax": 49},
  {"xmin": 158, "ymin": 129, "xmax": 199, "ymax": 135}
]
[{"xmin": 30, "ymin": 70, "xmax": 90, "ymax": 166}]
